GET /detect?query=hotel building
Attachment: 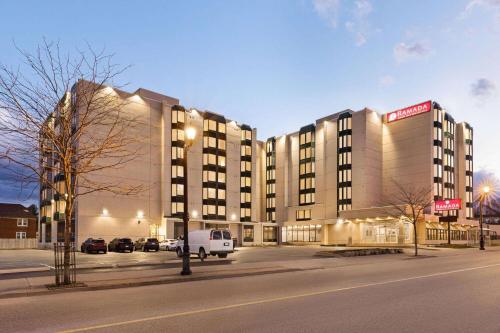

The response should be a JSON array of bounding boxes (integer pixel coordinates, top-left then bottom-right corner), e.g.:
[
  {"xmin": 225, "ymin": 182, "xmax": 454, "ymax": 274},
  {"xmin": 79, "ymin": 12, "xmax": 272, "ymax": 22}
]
[{"xmin": 39, "ymin": 84, "xmax": 488, "ymax": 247}]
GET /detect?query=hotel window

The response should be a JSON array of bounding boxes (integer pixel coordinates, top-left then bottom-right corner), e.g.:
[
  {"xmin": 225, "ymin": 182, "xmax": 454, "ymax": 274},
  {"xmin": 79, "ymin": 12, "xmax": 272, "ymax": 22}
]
[
  {"xmin": 240, "ymin": 125, "xmax": 252, "ymax": 222},
  {"xmin": 433, "ymin": 104, "xmax": 444, "ymax": 203},
  {"xmin": 263, "ymin": 226, "xmax": 277, "ymax": 242},
  {"xmin": 170, "ymin": 105, "xmax": 185, "ymax": 218},
  {"xmin": 464, "ymin": 124, "xmax": 474, "ymax": 219},
  {"xmin": 337, "ymin": 112, "xmax": 352, "ymax": 212},
  {"xmin": 443, "ymin": 113, "xmax": 456, "ymax": 201},
  {"xmin": 299, "ymin": 125, "xmax": 315, "ymax": 205},
  {"xmin": 433, "ymin": 111, "xmax": 457, "ymax": 217},
  {"xmin": 281, "ymin": 225, "xmax": 322, "ymax": 243},
  {"xmin": 296, "ymin": 209, "xmax": 312, "ymax": 221},
  {"xmin": 202, "ymin": 113, "xmax": 227, "ymax": 220},
  {"xmin": 266, "ymin": 137, "xmax": 276, "ymax": 222},
  {"xmin": 243, "ymin": 225, "xmax": 254, "ymax": 242}
]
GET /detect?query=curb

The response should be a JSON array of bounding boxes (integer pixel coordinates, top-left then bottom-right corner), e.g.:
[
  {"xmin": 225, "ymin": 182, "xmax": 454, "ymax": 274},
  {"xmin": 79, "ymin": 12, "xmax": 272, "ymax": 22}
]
[
  {"xmin": 315, "ymin": 248, "xmax": 404, "ymax": 257},
  {"xmin": 0, "ymin": 267, "xmax": 50, "ymax": 275}
]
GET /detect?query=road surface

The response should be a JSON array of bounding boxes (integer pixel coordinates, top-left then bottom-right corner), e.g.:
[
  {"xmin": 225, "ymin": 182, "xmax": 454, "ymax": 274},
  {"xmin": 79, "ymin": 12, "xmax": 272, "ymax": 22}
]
[{"xmin": 1, "ymin": 248, "xmax": 500, "ymax": 332}]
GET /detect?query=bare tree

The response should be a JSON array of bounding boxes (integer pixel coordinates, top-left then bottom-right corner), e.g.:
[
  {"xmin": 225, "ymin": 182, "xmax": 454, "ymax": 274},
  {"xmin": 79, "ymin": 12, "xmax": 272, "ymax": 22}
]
[
  {"xmin": 0, "ymin": 40, "xmax": 143, "ymax": 285},
  {"xmin": 385, "ymin": 181, "xmax": 433, "ymax": 256}
]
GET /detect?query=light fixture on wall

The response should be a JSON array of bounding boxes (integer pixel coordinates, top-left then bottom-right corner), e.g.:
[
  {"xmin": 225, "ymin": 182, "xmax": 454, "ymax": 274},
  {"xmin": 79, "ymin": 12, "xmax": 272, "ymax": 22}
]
[
  {"xmin": 231, "ymin": 213, "xmax": 236, "ymax": 221},
  {"xmin": 137, "ymin": 210, "xmax": 144, "ymax": 224},
  {"xmin": 102, "ymin": 208, "xmax": 109, "ymax": 217},
  {"xmin": 192, "ymin": 210, "xmax": 198, "ymax": 218}
]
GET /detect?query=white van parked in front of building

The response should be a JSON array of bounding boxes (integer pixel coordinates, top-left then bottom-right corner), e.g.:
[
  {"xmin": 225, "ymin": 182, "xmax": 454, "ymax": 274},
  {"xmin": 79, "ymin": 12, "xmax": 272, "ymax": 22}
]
[{"xmin": 176, "ymin": 229, "xmax": 234, "ymax": 260}]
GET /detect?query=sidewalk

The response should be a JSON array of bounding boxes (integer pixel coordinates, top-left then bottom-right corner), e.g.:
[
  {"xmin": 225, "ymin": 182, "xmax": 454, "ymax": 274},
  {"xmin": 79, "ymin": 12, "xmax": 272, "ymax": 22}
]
[{"xmin": 0, "ymin": 259, "xmax": 324, "ymax": 300}]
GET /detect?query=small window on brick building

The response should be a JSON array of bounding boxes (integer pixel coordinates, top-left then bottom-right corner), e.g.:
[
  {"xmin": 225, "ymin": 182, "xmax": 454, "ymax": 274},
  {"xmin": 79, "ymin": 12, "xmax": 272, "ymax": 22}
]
[
  {"xmin": 17, "ymin": 218, "xmax": 28, "ymax": 227},
  {"xmin": 16, "ymin": 232, "xmax": 27, "ymax": 239}
]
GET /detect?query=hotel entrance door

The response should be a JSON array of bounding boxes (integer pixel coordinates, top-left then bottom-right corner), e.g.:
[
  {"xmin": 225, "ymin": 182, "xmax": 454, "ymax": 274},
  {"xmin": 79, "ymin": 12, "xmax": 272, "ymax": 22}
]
[{"xmin": 375, "ymin": 225, "xmax": 398, "ymax": 244}]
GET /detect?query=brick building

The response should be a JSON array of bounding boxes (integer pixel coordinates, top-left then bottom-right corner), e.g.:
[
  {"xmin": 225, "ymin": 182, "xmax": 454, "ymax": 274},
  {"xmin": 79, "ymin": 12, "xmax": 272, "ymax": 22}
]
[{"xmin": 0, "ymin": 203, "xmax": 37, "ymax": 249}]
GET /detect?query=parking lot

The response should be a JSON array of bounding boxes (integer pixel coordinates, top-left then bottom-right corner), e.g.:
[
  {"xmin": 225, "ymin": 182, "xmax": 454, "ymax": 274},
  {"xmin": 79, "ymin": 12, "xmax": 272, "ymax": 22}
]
[{"xmin": 0, "ymin": 246, "xmax": 325, "ymax": 271}]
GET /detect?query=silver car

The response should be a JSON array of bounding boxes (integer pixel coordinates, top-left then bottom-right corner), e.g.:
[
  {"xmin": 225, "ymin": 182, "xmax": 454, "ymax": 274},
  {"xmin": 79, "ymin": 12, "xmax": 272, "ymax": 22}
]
[{"xmin": 159, "ymin": 239, "xmax": 178, "ymax": 251}]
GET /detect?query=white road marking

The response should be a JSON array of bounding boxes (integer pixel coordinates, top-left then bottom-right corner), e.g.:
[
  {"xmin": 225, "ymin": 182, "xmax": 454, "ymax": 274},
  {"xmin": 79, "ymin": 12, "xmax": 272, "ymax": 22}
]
[{"xmin": 59, "ymin": 262, "xmax": 500, "ymax": 333}]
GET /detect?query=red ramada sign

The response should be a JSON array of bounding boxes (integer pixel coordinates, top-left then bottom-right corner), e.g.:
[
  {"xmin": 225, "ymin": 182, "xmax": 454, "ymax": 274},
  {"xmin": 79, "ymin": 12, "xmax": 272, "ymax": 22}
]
[
  {"xmin": 386, "ymin": 100, "xmax": 432, "ymax": 123},
  {"xmin": 435, "ymin": 199, "xmax": 462, "ymax": 211}
]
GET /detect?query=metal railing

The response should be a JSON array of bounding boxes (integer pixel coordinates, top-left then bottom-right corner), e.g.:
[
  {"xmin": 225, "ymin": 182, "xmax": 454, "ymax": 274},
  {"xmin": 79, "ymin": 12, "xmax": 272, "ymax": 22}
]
[{"xmin": 53, "ymin": 242, "xmax": 77, "ymax": 286}]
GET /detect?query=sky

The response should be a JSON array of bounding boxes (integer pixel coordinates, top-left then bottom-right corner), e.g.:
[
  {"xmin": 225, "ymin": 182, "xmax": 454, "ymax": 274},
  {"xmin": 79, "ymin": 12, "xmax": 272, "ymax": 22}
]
[{"xmin": 0, "ymin": 0, "xmax": 499, "ymax": 204}]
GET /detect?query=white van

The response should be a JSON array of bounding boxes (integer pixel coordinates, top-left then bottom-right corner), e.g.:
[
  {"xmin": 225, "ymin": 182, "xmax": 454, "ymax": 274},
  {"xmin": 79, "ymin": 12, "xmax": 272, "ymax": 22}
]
[{"xmin": 176, "ymin": 229, "xmax": 234, "ymax": 260}]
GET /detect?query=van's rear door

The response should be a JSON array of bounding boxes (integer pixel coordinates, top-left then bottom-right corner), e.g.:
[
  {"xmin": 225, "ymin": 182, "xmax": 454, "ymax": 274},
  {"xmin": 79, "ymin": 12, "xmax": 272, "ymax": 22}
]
[{"xmin": 222, "ymin": 231, "xmax": 233, "ymax": 252}]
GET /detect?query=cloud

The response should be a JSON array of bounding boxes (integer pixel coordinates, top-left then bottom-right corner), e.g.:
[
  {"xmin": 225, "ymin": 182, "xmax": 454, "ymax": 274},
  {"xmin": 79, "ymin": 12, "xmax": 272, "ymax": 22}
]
[
  {"xmin": 470, "ymin": 78, "xmax": 496, "ymax": 98},
  {"xmin": 313, "ymin": 0, "xmax": 376, "ymax": 46},
  {"xmin": 313, "ymin": 0, "xmax": 341, "ymax": 28},
  {"xmin": 393, "ymin": 41, "xmax": 431, "ymax": 63},
  {"xmin": 344, "ymin": 0, "xmax": 374, "ymax": 46},
  {"xmin": 460, "ymin": 0, "xmax": 500, "ymax": 21},
  {"xmin": 465, "ymin": 0, "xmax": 500, "ymax": 12},
  {"xmin": 379, "ymin": 75, "xmax": 395, "ymax": 87}
]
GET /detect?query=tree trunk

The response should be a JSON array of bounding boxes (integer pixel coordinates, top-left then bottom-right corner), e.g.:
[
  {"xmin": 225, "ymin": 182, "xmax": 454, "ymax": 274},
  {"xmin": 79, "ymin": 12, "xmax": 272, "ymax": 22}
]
[
  {"xmin": 413, "ymin": 222, "xmax": 418, "ymax": 256},
  {"xmin": 63, "ymin": 202, "xmax": 72, "ymax": 285}
]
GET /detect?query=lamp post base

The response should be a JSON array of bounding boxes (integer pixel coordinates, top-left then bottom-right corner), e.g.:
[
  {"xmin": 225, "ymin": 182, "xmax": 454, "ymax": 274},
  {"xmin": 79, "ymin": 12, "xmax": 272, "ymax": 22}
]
[
  {"xmin": 180, "ymin": 247, "xmax": 191, "ymax": 275},
  {"xmin": 480, "ymin": 238, "xmax": 485, "ymax": 250}
]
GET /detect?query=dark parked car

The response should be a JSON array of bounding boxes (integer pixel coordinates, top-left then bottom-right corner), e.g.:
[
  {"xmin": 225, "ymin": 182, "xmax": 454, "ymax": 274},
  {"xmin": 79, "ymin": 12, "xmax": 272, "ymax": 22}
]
[
  {"xmin": 80, "ymin": 238, "xmax": 107, "ymax": 254},
  {"xmin": 108, "ymin": 238, "xmax": 134, "ymax": 252},
  {"xmin": 134, "ymin": 238, "xmax": 160, "ymax": 252}
]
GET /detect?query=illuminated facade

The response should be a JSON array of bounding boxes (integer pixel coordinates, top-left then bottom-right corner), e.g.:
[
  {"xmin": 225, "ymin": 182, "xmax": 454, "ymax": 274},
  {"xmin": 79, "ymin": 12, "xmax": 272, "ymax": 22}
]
[
  {"xmin": 39, "ymin": 86, "xmax": 485, "ymax": 247},
  {"xmin": 273, "ymin": 101, "xmax": 486, "ymax": 246}
]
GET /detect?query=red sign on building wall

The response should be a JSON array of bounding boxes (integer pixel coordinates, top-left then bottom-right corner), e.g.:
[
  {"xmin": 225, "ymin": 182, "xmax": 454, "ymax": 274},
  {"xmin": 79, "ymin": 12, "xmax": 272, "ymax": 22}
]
[
  {"xmin": 435, "ymin": 199, "xmax": 462, "ymax": 211},
  {"xmin": 386, "ymin": 100, "xmax": 432, "ymax": 123}
]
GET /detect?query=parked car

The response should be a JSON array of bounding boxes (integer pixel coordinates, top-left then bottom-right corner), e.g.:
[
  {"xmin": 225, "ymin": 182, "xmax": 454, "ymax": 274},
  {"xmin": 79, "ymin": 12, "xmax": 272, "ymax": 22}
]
[
  {"xmin": 108, "ymin": 238, "xmax": 134, "ymax": 252},
  {"xmin": 80, "ymin": 238, "xmax": 107, "ymax": 254},
  {"xmin": 134, "ymin": 238, "xmax": 160, "ymax": 252},
  {"xmin": 176, "ymin": 229, "xmax": 233, "ymax": 261},
  {"xmin": 159, "ymin": 239, "xmax": 178, "ymax": 251}
]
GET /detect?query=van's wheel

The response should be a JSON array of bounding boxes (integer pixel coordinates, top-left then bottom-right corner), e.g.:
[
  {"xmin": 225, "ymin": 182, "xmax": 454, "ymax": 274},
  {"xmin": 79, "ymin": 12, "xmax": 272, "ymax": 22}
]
[
  {"xmin": 217, "ymin": 253, "xmax": 227, "ymax": 258},
  {"xmin": 176, "ymin": 247, "xmax": 183, "ymax": 258},
  {"xmin": 199, "ymin": 248, "xmax": 206, "ymax": 262}
]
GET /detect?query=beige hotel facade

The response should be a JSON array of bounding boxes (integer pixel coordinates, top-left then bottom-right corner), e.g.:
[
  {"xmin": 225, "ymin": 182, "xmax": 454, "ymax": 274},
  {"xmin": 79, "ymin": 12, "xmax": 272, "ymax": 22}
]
[{"xmin": 39, "ymin": 84, "xmax": 490, "ymax": 247}]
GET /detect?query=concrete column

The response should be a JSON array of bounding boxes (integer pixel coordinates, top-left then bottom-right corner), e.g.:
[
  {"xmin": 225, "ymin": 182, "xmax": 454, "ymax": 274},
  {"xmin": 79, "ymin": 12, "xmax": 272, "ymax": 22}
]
[{"xmin": 41, "ymin": 223, "xmax": 46, "ymax": 244}]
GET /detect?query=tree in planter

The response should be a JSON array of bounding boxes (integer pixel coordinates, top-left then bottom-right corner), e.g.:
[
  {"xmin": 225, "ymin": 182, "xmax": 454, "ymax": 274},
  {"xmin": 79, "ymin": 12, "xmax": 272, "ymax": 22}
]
[
  {"xmin": 0, "ymin": 41, "xmax": 142, "ymax": 285},
  {"xmin": 385, "ymin": 181, "xmax": 433, "ymax": 256}
]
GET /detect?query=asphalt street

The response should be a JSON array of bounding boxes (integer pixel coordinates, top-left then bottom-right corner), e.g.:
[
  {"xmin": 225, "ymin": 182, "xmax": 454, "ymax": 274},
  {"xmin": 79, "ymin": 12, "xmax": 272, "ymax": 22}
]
[{"xmin": 1, "ymin": 248, "xmax": 500, "ymax": 332}]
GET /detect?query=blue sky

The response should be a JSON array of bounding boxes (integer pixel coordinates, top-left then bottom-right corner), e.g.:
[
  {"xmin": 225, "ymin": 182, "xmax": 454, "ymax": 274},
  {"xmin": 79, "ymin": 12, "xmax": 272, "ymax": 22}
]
[{"xmin": 0, "ymin": 0, "xmax": 499, "ymax": 204}]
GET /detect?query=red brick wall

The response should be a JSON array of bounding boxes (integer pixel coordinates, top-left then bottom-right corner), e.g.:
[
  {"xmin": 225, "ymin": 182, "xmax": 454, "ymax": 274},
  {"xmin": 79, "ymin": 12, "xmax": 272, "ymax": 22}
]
[{"xmin": 0, "ymin": 217, "xmax": 37, "ymax": 238}]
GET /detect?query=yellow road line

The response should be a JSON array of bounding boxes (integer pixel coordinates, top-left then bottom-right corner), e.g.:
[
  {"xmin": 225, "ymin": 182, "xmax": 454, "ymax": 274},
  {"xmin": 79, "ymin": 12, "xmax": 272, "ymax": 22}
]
[{"xmin": 60, "ymin": 262, "xmax": 500, "ymax": 333}]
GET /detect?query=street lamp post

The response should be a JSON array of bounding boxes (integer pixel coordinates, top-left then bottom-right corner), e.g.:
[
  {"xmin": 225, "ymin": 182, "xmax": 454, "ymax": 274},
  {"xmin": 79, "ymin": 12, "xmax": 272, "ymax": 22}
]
[
  {"xmin": 479, "ymin": 185, "xmax": 490, "ymax": 251},
  {"xmin": 181, "ymin": 126, "xmax": 196, "ymax": 275}
]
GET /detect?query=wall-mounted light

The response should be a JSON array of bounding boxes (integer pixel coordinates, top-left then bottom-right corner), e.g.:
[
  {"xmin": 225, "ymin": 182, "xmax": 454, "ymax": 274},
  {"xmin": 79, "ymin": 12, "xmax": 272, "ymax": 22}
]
[
  {"xmin": 102, "ymin": 208, "xmax": 109, "ymax": 217},
  {"xmin": 231, "ymin": 213, "xmax": 236, "ymax": 221},
  {"xmin": 137, "ymin": 210, "xmax": 144, "ymax": 219},
  {"xmin": 192, "ymin": 210, "xmax": 198, "ymax": 218},
  {"xmin": 185, "ymin": 127, "xmax": 196, "ymax": 141}
]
